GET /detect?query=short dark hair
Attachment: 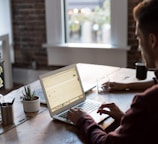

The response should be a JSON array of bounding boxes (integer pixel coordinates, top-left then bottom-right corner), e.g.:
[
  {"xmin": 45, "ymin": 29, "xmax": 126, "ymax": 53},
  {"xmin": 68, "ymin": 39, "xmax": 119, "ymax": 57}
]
[{"xmin": 133, "ymin": 0, "xmax": 158, "ymax": 36}]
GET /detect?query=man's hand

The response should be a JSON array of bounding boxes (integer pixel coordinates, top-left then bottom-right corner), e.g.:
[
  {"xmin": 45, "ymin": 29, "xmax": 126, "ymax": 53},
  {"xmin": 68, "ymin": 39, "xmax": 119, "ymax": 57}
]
[
  {"xmin": 97, "ymin": 103, "xmax": 124, "ymax": 121},
  {"xmin": 102, "ymin": 82, "xmax": 127, "ymax": 91},
  {"xmin": 67, "ymin": 108, "xmax": 88, "ymax": 124}
]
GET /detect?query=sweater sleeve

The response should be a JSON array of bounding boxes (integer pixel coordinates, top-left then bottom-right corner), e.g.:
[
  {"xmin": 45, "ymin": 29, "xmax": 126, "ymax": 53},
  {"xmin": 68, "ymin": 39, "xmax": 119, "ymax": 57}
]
[{"xmin": 76, "ymin": 114, "xmax": 108, "ymax": 144}]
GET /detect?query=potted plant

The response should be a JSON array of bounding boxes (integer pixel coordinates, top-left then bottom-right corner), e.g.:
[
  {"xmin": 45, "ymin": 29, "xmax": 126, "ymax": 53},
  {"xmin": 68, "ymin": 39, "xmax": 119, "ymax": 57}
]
[{"xmin": 22, "ymin": 85, "xmax": 40, "ymax": 112}]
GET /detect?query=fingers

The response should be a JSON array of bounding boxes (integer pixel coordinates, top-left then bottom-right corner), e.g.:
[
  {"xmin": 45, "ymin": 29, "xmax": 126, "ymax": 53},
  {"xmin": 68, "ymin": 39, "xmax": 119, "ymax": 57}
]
[
  {"xmin": 102, "ymin": 82, "xmax": 118, "ymax": 91},
  {"xmin": 67, "ymin": 108, "xmax": 82, "ymax": 118},
  {"xmin": 99, "ymin": 103, "xmax": 115, "ymax": 109},
  {"xmin": 67, "ymin": 108, "xmax": 77, "ymax": 115},
  {"xmin": 67, "ymin": 108, "xmax": 87, "ymax": 124},
  {"xmin": 97, "ymin": 103, "xmax": 115, "ymax": 115},
  {"xmin": 67, "ymin": 108, "xmax": 76, "ymax": 120},
  {"xmin": 97, "ymin": 109, "xmax": 110, "ymax": 115}
]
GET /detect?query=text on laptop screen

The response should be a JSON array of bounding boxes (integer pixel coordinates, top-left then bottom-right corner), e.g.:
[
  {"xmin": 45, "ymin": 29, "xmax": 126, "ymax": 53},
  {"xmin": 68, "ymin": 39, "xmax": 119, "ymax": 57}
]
[{"xmin": 41, "ymin": 67, "xmax": 84, "ymax": 112}]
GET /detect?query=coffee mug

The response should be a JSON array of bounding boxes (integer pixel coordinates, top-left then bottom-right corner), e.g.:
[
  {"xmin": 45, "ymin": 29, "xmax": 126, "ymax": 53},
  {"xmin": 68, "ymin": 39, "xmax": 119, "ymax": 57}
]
[{"xmin": 135, "ymin": 62, "xmax": 148, "ymax": 80}]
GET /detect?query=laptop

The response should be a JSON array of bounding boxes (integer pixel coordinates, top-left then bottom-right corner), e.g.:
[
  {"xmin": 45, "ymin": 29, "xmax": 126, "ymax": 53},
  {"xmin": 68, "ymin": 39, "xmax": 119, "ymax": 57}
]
[{"xmin": 39, "ymin": 64, "xmax": 109, "ymax": 124}]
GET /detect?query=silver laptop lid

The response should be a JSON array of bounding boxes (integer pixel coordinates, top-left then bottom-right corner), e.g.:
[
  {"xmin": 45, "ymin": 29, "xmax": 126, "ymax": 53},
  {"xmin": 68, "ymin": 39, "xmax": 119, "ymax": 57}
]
[{"xmin": 39, "ymin": 64, "xmax": 85, "ymax": 117}]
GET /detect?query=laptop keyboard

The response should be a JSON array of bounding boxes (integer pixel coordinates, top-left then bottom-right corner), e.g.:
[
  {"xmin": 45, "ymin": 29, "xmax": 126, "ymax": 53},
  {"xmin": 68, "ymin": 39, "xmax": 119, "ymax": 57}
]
[
  {"xmin": 77, "ymin": 101, "xmax": 100, "ymax": 113},
  {"xmin": 59, "ymin": 101, "xmax": 100, "ymax": 119}
]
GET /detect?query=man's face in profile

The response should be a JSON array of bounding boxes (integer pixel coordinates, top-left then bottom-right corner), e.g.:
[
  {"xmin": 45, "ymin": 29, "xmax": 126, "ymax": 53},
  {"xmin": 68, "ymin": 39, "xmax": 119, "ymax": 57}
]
[{"xmin": 135, "ymin": 21, "xmax": 155, "ymax": 68}]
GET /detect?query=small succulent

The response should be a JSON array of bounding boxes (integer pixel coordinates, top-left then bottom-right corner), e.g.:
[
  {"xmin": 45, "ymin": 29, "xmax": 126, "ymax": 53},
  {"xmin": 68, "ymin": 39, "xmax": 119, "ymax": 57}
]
[{"xmin": 22, "ymin": 85, "xmax": 36, "ymax": 101}]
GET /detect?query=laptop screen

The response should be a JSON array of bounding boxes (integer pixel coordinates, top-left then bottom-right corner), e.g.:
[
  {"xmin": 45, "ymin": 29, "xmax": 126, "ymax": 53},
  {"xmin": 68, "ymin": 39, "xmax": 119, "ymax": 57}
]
[{"xmin": 40, "ymin": 65, "xmax": 84, "ymax": 113}]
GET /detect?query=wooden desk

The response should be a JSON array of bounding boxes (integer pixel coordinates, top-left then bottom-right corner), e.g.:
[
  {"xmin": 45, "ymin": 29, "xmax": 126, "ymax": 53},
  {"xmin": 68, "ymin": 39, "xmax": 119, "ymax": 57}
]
[{"xmin": 0, "ymin": 63, "xmax": 155, "ymax": 144}]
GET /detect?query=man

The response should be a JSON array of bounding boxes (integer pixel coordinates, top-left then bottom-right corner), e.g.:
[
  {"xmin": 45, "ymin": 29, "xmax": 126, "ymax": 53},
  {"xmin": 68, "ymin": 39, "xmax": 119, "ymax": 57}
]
[{"xmin": 67, "ymin": 0, "xmax": 158, "ymax": 143}]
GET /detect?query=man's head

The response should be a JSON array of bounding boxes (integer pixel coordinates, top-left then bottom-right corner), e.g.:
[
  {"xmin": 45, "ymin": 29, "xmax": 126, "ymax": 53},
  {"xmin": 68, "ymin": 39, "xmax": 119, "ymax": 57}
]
[{"xmin": 133, "ymin": 0, "xmax": 158, "ymax": 68}]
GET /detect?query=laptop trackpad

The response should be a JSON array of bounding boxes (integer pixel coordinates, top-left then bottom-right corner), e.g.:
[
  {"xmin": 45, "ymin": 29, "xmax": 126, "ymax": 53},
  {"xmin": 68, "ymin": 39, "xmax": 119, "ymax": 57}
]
[{"xmin": 89, "ymin": 110, "xmax": 109, "ymax": 124}]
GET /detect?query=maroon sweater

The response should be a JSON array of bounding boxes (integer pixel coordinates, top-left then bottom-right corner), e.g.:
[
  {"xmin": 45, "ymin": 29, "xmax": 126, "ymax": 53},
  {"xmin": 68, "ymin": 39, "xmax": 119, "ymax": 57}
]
[{"xmin": 76, "ymin": 81, "xmax": 158, "ymax": 144}]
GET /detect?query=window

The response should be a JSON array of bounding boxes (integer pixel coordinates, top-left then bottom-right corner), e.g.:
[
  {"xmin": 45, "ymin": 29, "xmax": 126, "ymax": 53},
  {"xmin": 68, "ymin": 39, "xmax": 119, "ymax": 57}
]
[
  {"xmin": 0, "ymin": 0, "xmax": 12, "ymax": 44},
  {"xmin": 44, "ymin": 0, "xmax": 129, "ymax": 67},
  {"xmin": 0, "ymin": 0, "xmax": 13, "ymax": 89},
  {"xmin": 0, "ymin": 0, "xmax": 14, "ymax": 63},
  {"xmin": 65, "ymin": 0, "xmax": 111, "ymax": 44},
  {"xmin": 45, "ymin": 0, "xmax": 127, "ymax": 46}
]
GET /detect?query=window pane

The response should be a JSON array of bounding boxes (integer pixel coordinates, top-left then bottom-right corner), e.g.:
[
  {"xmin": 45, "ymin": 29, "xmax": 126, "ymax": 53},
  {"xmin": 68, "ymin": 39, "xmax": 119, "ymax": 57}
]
[
  {"xmin": 0, "ymin": 0, "xmax": 12, "ymax": 44},
  {"xmin": 65, "ymin": 0, "xmax": 111, "ymax": 44}
]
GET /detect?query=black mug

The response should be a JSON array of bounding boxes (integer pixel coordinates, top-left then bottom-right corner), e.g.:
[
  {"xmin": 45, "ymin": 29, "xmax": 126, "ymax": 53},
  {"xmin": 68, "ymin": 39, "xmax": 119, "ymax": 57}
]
[{"xmin": 135, "ymin": 62, "xmax": 148, "ymax": 80}]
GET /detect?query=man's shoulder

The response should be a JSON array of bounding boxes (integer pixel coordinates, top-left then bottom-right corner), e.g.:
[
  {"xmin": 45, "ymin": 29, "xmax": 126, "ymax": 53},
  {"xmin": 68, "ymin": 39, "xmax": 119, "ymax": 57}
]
[{"xmin": 132, "ymin": 84, "xmax": 158, "ymax": 103}]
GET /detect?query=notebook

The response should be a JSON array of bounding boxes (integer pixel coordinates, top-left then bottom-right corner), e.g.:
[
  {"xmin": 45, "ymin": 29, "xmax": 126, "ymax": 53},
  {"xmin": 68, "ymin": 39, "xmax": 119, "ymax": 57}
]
[{"xmin": 39, "ymin": 64, "xmax": 109, "ymax": 124}]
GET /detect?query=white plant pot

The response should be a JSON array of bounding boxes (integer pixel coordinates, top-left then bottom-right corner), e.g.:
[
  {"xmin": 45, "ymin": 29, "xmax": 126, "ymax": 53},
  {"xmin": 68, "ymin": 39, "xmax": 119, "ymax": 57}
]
[{"xmin": 22, "ymin": 96, "xmax": 40, "ymax": 112}]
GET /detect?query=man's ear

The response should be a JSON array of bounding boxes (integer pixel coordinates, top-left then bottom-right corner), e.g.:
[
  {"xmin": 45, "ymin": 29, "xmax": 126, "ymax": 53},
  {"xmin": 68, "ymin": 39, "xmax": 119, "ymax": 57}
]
[{"xmin": 149, "ymin": 33, "xmax": 158, "ymax": 48}]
